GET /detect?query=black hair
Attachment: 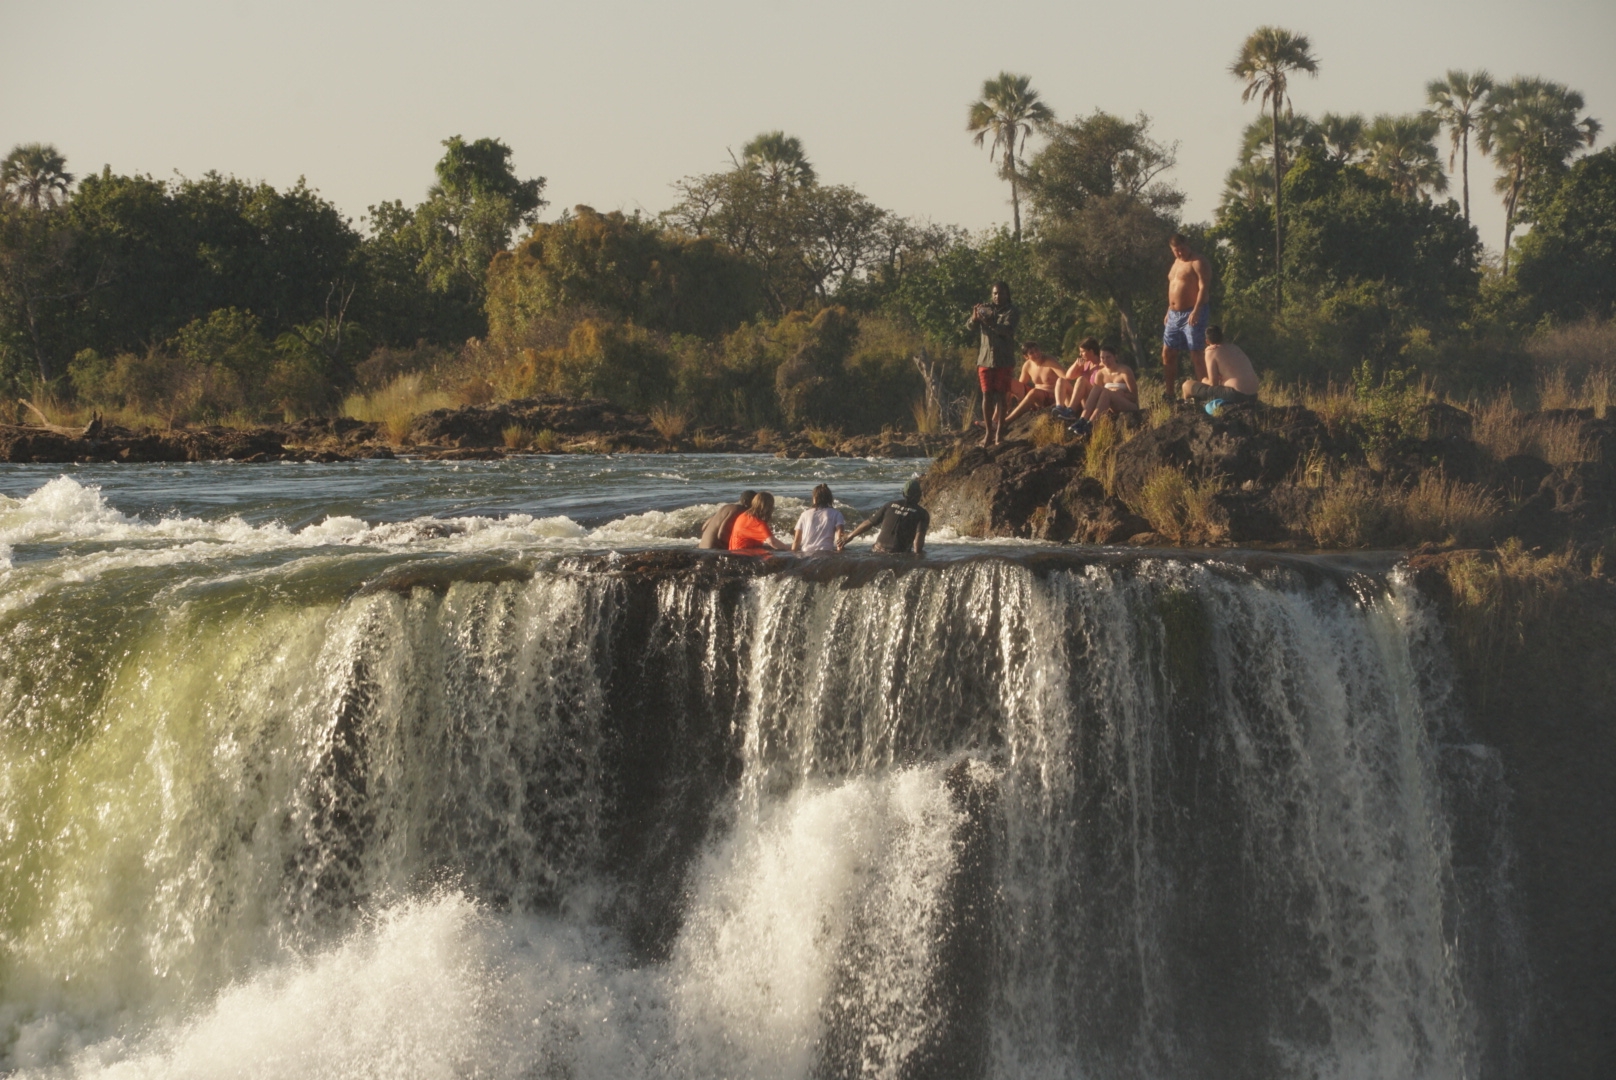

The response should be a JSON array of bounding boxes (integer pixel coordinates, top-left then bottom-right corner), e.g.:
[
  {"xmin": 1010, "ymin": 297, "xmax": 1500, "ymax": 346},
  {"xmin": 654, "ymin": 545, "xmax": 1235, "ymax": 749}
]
[
  {"xmin": 991, "ymin": 280, "xmax": 1013, "ymax": 305},
  {"xmin": 740, "ymin": 489, "xmax": 758, "ymax": 505},
  {"xmin": 1079, "ymin": 336, "xmax": 1100, "ymax": 353},
  {"xmin": 1205, "ymin": 325, "xmax": 1224, "ymax": 344}
]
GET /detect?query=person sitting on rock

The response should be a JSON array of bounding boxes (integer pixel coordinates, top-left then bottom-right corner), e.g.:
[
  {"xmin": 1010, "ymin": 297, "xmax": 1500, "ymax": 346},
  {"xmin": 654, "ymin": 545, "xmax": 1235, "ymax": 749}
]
[
  {"xmin": 793, "ymin": 483, "xmax": 847, "ymax": 553},
  {"xmin": 839, "ymin": 479, "xmax": 929, "ymax": 556},
  {"xmin": 1003, "ymin": 343, "xmax": 1067, "ymax": 424},
  {"xmin": 1053, "ymin": 337, "xmax": 1102, "ymax": 418},
  {"xmin": 728, "ymin": 491, "xmax": 790, "ymax": 553},
  {"xmin": 1081, "ymin": 344, "xmax": 1139, "ymax": 422},
  {"xmin": 699, "ymin": 489, "xmax": 757, "ymax": 549},
  {"xmin": 1180, "ymin": 325, "xmax": 1259, "ymax": 406}
]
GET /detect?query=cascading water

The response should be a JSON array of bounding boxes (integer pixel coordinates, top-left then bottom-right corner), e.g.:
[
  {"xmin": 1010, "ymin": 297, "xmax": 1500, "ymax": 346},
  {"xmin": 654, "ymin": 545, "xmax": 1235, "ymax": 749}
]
[{"xmin": 0, "ymin": 476, "xmax": 1517, "ymax": 1079}]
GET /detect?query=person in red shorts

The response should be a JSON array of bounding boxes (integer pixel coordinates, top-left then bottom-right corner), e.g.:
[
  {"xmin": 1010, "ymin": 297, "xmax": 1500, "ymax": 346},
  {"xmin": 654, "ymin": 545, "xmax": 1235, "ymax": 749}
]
[
  {"xmin": 728, "ymin": 491, "xmax": 789, "ymax": 553},
  {"xmin": 966, "ymin": 281, "xmax": 1019, "ymax": 449}
]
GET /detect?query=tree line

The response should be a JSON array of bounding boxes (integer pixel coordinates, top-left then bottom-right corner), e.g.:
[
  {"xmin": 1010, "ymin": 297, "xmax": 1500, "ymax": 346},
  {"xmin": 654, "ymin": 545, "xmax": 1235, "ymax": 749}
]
[{"xmin": 0, "ymin": 26, "xmax": 1610, "ymax": 434}]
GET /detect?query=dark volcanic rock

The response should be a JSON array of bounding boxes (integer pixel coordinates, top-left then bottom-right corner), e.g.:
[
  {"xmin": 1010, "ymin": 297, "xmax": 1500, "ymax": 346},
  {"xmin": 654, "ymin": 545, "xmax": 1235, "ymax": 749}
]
[
  {"xmin": 922, "ymin": 437, "xmax": 1146, "ymax": 543},
  {"xmin": 1110, "ymin": 409, "xmax": 1322, "ymax": 504}
]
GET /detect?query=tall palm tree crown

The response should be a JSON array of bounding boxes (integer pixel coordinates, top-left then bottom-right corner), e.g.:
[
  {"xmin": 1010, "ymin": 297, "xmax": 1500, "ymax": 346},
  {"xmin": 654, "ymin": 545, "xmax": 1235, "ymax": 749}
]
[
  {"xmin": 1365, "ymin": 113, "xmax": 1448, "ymax": 199},
  {"xmin": 967, "ymin": 72, "xmax": 1054, "ymax": 241},
  {"xmin": 1316, "ymin": 113, "xmax": 1366, "ymax": 164},
  {"xmin": 1231, "ymin": 26, "xmax": 1319, "ymax": 313},
  {"xmin": 741, "ymin": 132, "xmax": 816, "ymax": 189},
  {"xmin": 1, "ymin": 143, "xmax": 74, "ymax": 210},
  {"xmin": 1478, "ymin": 76, "xmax": 1602, "ymax": 271},
  {"xmin": 1425, "ymin": 69, "xmax": 1494, "ymax": 222}
]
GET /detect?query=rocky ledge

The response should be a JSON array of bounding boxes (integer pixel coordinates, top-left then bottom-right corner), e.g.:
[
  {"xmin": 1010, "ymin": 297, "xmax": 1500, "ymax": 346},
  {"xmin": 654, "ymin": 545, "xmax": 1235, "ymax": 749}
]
[
  {"xmin": 0, "ymin": 395, "xmax": 941, "ymax": 464},
  {"xmin": 920, "ymin": 401, "xmax": 1616, "ymax": 551}
]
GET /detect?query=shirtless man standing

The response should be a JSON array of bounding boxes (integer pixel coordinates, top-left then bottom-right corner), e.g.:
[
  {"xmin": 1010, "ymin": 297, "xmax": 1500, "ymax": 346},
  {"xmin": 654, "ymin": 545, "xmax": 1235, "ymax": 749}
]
[{"xmin": 1163, "ymin": 234, "xmax": 1211, "ymax": 395}]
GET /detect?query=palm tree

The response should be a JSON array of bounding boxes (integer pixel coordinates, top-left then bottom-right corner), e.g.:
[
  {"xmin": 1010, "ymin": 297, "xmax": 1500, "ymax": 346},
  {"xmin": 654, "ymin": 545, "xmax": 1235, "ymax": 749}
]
[
  {"xmin": 741, "ymin": 131, "xmax": 815, "ymax": 188},
  {"xmin": 1316, "ymin": 113, "xmax": 1365, "ymax": 164},
  {"xmin": 1479, "ymin": 77, "xmax": 1602, "ymax": 272},
  {"xmin": 1425, "ymin": 70, "xmax": 1494, "ymax": 222},
  {"xmin": 1231, "ymin": 26, "xmax": 1320, "ymax": 312},
  {"xmin": 967, "ymin": 72, "xmax": 1054, "ymax": 240},
  {"xmin": 1364, "ymin": 113, "xmax": 1448, "ymax": 199},
  {"xmin": 1221, "ymin": 160, "xmax": 1273, "ymax": 210},
  {"xmin": 1, "ymin": 143, "xmax": 74, "ymax": 210}
]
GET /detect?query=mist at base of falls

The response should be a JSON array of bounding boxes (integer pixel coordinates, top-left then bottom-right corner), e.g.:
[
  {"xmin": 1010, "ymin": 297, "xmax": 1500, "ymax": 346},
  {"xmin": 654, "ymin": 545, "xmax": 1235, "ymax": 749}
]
[{"xmin": 0, "ymin": 505, "xmax": 1519, "ymax": 1078}]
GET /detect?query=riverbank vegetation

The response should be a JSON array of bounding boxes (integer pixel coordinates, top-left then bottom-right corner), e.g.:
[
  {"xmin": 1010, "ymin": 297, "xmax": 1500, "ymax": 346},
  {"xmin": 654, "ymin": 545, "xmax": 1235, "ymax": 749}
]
[{"xmin": 1, "ymin": 29, "xmax": 1611, "ymax": 462}]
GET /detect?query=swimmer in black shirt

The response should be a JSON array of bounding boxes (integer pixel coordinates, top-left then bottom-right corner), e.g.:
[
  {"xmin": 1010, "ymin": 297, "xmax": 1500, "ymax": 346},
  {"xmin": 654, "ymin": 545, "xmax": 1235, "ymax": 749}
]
[{"xmin": 840, "ymin": 479, "xmax": 929, "ymax": 555}]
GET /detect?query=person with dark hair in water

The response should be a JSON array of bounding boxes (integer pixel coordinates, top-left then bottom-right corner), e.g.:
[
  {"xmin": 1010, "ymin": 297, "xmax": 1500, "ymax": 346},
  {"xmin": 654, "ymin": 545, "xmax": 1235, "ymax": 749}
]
[
  {"xmin": 966, "ymin": 281, "xmax": 1019, "ymax": 448},
  {"xmin": 793, "ymin": 483, "xmax": 847, "ymax": 553},
  {"xmin": 728, "ymin": 491, "xmax": 789, "ymax": 553},
  {"xmin": 699, "ymin": 490, "xmax": 757, "ymax": 549},
  {"xmin": 840, "ymin": 479, "xmax": 929, "ymax": 555}
]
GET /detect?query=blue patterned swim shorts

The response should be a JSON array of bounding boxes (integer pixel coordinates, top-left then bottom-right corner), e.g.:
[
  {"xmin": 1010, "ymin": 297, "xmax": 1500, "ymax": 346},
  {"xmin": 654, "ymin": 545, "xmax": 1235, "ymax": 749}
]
[{"xmin": 1163, "ymin": 309, "xmax": 1207, "ymax": 351}]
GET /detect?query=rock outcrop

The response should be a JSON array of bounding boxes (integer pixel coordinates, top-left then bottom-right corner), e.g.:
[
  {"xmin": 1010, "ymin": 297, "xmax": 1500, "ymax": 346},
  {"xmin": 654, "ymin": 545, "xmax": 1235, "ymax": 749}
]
[{"xmin": 919, "ymin": 402, "xmax": 1616, "ymax": 551}]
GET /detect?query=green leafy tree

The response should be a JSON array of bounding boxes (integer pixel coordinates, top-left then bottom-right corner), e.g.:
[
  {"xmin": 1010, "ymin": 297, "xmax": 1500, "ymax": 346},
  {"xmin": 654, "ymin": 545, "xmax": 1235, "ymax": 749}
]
[
  {"xmin": 1479, "ymin": 77, "xmax": 1602, "ymax": 272},
  {"xmin": 966, "ymin": 73, "xmax": 1054, "ymax": 241},
  {"xmin": 664, "ymin": 165, "xmax": 899, "ymax": 315},
  {"xmin": 1514, "ymin": 147, "xmax": 1616, "ymax": 322},
  {"xmin": 1231, "ymin": 25, "xmax": 1320, "ymax": 312},
  {"xmin": 414, "ymin": 136, "xmax": 546, "ymax": 302},
  {"xmin": 1364, "ymin": 113, "xmax": 1448, "ymax": 199},
  {"xmin": 1023, "ymin": 111, "xmax": 1184, "ymax": 365},
  {"xmin": 1426, "ymin": 69, "xmax": 1494, "ymax": 222},
  {"xmin": 485, "ymin": 204, "xmax": 761, "ymax": 341},
  {"xmin": 0, "ymin": 201, "xmax": 92, "ymax": 385},
  {"xmin": 741, "ymin": 132, "xmax": 815, "ymax": 188},
  {"xmin": 1, "ymin": 143, "xmax": 74, "ymax": 210}
]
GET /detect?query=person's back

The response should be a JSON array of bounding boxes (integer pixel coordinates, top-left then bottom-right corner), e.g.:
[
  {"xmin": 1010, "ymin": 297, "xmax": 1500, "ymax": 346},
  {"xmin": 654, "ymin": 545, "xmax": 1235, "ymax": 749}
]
[
  {"xmin": 698, "ymin": 491, "xmax": 756, "ymax": 549},
  {"xmin": 795, "ymin": 507, "xmax": 844, "ymax": 553},
  {"xmin": 1206, "ymin": 341, "xmax": 1258, "ymax": 396},
  {"xmin": 871, "ymin": 499, "xmax": 928, "ymax": 553}
]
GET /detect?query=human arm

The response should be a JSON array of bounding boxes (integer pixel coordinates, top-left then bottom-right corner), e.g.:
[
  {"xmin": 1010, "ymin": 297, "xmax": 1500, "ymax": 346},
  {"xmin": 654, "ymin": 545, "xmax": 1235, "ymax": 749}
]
[
  {"xmin": 839, "ymin": 507, "xmax": 882, "ymax": 550},
  {"xmin": 792, "ymin": 526, "xmax": 802, "ymax": 552},
  {"xmin": 1188, "ymin": 257, "xmax": 1211, "ymax": 322},
  {"xmin": 913, "ymin": 519, "xmax": 927, "ymax": 556}
]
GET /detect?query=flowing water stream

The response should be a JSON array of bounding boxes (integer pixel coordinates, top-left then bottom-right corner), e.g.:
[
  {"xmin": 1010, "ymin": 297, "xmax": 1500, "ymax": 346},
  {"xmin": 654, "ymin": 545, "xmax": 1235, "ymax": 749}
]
[{"xmin": 0, "ymin": 459, "xmax": 1517, "ymax": 1079}]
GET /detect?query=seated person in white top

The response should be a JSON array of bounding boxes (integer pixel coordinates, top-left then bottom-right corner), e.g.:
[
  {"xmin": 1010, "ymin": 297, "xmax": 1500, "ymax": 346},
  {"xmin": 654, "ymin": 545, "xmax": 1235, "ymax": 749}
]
[
  {"xmin": 1181, "ymin": 325, "xmax": 1259, "ymax": 404},
  {"xmin": 792, "ymin": 483, "xmax": 848, "ymax": 553}
]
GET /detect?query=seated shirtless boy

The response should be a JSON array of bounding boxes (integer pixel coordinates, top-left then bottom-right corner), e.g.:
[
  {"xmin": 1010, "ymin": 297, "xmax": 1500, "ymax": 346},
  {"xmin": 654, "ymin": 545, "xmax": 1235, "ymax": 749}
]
[
  {"xmin": 1004, "ymin": 343, "xmax": 1067, "ymax": 423},
  {"xmin": 1180, "ymin": 325, "xmax": 1259, "ymax": 404},
  {"xmin": 1054, "ymin": 337, "xmax": 1102, "ymax": 414}
]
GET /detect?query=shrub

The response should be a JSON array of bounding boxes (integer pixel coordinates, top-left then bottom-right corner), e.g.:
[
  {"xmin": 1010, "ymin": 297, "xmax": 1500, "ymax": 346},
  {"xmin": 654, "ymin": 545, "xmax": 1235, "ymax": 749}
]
[
  {"xmin": 343, "ymin": 373, "xmax": 453, "ymax": 444},
  {"xmin": 648, "ymin": 404, "xmax": 689, "ymax": 442},
  {"xmin": 1136, "ymin": 466, "xmax": 1224, "ymax": 542}
]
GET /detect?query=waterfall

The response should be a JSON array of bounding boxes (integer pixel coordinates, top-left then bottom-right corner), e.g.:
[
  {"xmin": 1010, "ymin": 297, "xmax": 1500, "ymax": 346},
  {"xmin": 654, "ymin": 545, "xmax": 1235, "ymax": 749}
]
[{"xmin": 0, "ymin": 550, "xmax": 1514, "ymax": 1079}]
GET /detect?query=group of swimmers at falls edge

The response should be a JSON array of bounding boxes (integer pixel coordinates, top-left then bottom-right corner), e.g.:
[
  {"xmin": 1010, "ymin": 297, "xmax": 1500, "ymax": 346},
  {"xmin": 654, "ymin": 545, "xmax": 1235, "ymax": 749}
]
[
  {"xmin": 697, "ymin": 479, "xmax": 930, "ymax": 556},
  {"xmin": 967, "ymin": 232, "xmax": 1260, "ymax": 448}
]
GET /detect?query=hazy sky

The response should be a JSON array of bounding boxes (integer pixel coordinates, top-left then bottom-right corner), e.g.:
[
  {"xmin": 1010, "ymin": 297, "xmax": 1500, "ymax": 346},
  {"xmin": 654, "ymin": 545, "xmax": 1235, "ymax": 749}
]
[{"xmin": 5, "ymin": 0, "xmax": 1612, "ymax": 259}]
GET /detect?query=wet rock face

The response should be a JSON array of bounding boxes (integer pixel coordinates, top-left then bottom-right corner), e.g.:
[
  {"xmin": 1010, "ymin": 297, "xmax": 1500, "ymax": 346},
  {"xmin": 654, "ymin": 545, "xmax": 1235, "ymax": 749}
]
[{"xmin": 1109, "ymin": 408, "xmax": 1323, "ymax": 504}]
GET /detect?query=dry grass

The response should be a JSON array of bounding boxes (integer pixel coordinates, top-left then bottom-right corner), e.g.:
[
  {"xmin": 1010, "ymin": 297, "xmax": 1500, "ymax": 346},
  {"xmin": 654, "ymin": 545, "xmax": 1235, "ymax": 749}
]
[
  {"xmin": 502, "ymin": 424, "xmax": 533, "ymax": 450},
  {"xmin": 1469, "ymin": 394, "xmax": 1593, "ymax": 465},
  {"xmin": 1136, "ymin": 466, "xmax": 1224, "ymax": 543},
  {"xmin": 1304, "ymin": 467, "xmax": 1498, "ymax": 548},
  {"xmin": 802, "ymin": 425, "xmax": 841, "ymax": 450},
  {"xmin": 532, "ymin": 428, "xmax": 561, "ymax": 453},
  {"xmin": 1444, "ymin": 541, "xmax": 1577, "ymax": 707},
  {"xmin": 910, "ymin": 396, "xmax": 945, "ymax": 434},
  {"xmin": 691, "ymin": 431, "xmax": 719, "ymax": 451},
  {"xmin": 648, "ymin": 404, "xmax": 689, "ymax": 442},
  {"xmin": 343, "ymin": 374, "xmax": 453, "ymax": 444},
  {"xmin": 1402, "ymin": 473, "xmax": 1501, "ymax": 546},
  {"xmin": 1308, "ymin": 469, "xmax": 1396, "ymax": 548},
  {"xmin": 1084, "ymin": 415, "xmax": 1120, "ymax": 492},
  {"xmin": 1028, "ymin": 413, "xmax": 1068, "ymax": 447}
]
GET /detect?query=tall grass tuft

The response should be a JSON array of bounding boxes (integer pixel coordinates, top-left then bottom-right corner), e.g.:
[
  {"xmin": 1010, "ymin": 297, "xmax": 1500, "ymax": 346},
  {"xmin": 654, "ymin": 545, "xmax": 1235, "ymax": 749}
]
[
  {"xmin": 343, "ymin": 374, "xmax": 452, "ymax": 444},
  {"xmin": 1028, "ymin": 413, "xmax": 1067, "ymax": 447},
  {"xmin": 533, "ymin": 428, "xmax": 561, "ymax": 453},
  {"xmin": 502, "ymin": 424, "xmax": 533, "ymax": 450},
  {"xmin": 910, "ymin": 396, "xmax": 944, "ymax": 434},
  {"xmin": 648, "ymin": 404, "xmax": 689, "ymax": 442},
  {"xmin": 1136, "ymin": 466, "xmax": 1224, "ymax": 543},
  {"xmin": 1084, "ymin": 415, "xmax": 1120, "ymax": 492}
]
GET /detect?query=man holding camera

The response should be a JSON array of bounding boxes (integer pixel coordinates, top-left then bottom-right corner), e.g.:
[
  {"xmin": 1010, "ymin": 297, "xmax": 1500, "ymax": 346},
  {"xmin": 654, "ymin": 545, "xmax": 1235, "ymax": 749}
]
[{"xmin": 966, "ymin": 281, "xmax": 1019, "ymax": 448}]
